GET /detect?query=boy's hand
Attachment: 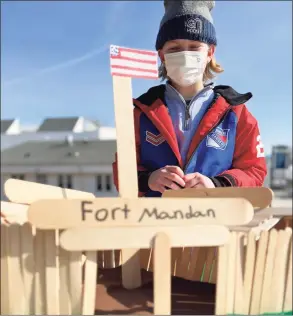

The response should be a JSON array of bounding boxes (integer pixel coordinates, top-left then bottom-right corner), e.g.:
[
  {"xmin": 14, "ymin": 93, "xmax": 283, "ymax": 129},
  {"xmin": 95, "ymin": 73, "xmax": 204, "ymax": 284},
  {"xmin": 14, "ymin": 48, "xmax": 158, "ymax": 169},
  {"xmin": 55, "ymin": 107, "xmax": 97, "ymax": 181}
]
[
  {"xmin": 148, "ymin": 165, "xmax": 185, "ymax": 193},
  {"xmin": 184, "ymin": 172, "xmax": 215, "ymax": 189}
]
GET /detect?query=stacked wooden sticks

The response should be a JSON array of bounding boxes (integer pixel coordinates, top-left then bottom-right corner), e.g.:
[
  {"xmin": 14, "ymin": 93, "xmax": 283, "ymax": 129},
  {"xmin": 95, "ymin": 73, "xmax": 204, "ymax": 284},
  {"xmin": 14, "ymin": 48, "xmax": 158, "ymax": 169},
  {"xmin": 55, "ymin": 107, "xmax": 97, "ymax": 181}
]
[
  {"xmin": 1, "ymin": 178, "xmax": 292, "ymax": 315},
  {"xmin": 216, "ymin": 229, "xmax": 292, "ymax": 315}
]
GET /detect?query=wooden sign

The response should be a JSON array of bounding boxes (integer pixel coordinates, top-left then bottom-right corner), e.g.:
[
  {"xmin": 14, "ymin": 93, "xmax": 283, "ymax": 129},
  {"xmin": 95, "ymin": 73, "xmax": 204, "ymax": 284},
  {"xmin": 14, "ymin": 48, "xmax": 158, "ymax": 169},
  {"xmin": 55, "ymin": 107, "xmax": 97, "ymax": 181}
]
[
  {"xmin": 163, "ymin": 187, "xmax": 274, "ymax": 209},
  {"xmin": 59, "ymin": 225, "xmax": 231, "ymax": 251},
  {"xmin": 27, "ymin": 197, "xmax": 254, "ymax": 229}
]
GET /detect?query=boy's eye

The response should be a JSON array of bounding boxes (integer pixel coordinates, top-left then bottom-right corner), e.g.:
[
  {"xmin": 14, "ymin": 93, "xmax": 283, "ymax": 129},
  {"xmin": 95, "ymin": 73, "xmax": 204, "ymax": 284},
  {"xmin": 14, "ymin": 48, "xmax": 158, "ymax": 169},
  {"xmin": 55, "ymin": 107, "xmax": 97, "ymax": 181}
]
[
  {"xmin": 189, "ymin": 46, "xmax": 201, "ymax": 51},
  {"xmin": 168, "ymin": 47, "xmax": 180, "ymax": 52}
]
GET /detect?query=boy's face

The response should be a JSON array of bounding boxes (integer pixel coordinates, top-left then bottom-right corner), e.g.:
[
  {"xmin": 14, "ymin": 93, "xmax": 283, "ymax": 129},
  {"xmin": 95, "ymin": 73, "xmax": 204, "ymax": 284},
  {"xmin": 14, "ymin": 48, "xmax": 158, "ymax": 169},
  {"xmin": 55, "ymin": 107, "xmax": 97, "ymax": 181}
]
[{"xmin": 159, "ymin": 39, "xmax": 215, "ymax": 63}]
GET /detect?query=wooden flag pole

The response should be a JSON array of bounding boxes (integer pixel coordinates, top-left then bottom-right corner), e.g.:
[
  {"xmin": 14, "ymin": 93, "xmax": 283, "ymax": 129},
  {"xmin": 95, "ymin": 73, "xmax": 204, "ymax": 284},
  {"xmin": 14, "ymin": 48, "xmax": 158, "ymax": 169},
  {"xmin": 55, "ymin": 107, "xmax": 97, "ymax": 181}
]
[
  {"xmin": 110, "ymin": 44, "xmax": 159, "ymax": 289},
  {"xmin": 112, "ymin": 74, "xmax": 142, "ymax": 290}
]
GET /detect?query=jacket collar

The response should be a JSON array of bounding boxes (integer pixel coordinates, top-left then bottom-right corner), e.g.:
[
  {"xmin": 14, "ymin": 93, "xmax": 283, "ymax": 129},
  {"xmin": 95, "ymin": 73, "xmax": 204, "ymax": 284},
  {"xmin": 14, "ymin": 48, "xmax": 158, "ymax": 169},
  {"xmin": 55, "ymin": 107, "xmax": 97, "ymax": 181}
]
[
  {"xmin": 133, "ymin": 84, "xmax": 253, "ymax": 169},
  {"xmin": 133, "ymin": 84, "xmax": 253, "ymax": 109}
]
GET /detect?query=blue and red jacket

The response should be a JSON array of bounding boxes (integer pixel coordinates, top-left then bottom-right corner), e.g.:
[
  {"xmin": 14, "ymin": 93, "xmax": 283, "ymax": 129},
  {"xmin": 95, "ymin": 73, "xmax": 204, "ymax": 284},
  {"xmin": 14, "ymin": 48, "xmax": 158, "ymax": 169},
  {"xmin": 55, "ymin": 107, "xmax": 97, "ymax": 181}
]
[{"xmin": 113, "ymin": 84, "xmax": 267, "ymax": 197}]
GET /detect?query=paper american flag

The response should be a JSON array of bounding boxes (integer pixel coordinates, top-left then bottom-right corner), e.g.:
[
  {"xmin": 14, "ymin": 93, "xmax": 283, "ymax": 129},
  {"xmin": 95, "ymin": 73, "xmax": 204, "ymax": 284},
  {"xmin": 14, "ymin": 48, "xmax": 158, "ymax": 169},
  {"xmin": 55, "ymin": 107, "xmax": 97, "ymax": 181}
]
[{"xmin": 110, "ymin": 45, "xmax": 158, "ymax": 79}]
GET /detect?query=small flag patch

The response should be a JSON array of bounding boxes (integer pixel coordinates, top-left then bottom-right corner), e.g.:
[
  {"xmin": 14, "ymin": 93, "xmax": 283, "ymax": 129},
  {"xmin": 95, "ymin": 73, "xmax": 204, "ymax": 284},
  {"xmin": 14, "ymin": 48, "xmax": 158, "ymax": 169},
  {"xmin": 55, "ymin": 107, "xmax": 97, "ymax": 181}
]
[{"xmin": 110, "ymin": 45, "xmax": 158, "ymax": 79}]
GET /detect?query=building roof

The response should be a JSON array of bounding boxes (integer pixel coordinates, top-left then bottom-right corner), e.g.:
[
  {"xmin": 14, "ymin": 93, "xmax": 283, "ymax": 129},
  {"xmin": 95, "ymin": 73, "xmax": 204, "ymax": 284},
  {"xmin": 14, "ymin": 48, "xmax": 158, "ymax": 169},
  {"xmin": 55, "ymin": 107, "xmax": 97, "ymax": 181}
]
[
  {"xmin": 37, "ymin": 117, "xmax": 80, "ymax": 132},
  {"xmin": 1, "ymin": 139, "xmax": 117, "ymax": 165},
  {"xmin": 1, "ymin": 119, "xmax": 14, "ymax": 134}
]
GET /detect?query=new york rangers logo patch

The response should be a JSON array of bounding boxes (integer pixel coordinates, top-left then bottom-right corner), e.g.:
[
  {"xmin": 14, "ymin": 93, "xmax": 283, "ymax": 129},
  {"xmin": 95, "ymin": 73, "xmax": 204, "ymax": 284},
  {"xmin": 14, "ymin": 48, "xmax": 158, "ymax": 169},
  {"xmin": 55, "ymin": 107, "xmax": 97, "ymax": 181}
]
[
  {"xmin": 206, "ymin": 127, "xmax": 229, "ymax": 150},
  {"xmin": 146, "ymin": 131, "xmax": 165, "ymax": 146}
]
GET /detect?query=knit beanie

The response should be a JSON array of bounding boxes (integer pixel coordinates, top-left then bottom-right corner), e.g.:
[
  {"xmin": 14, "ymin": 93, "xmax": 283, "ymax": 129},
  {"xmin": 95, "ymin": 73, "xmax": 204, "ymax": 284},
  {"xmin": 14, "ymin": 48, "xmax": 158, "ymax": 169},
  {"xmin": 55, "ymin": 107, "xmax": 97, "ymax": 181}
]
[{"xmin": 155, "ymin": 0, "xmax": 217, "ymax": 51}]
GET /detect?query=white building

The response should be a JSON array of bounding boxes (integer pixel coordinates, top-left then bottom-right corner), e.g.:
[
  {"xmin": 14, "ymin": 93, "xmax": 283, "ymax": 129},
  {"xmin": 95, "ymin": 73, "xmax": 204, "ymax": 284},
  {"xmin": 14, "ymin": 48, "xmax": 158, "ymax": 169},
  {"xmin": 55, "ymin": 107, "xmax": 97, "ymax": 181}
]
[
  {"xmin": 1, "ymin": 116, "xmax": 116, "ymax": 151},
  {"xmin": 1, "ymin": 117, "xmax": 118, "ymax": 200}
]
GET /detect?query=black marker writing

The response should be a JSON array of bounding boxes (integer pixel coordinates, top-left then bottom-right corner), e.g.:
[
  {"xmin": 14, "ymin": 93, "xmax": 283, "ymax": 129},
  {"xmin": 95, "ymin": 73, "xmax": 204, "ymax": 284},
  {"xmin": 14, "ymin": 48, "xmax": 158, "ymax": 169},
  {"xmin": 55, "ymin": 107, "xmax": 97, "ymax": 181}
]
[
  {"xmin": 81, "ymin": 202, "xmax": 131, "ymax": 221},
  {"xmin": 138, "ymin": 206, "xmax": 216, "ymax": 222}
]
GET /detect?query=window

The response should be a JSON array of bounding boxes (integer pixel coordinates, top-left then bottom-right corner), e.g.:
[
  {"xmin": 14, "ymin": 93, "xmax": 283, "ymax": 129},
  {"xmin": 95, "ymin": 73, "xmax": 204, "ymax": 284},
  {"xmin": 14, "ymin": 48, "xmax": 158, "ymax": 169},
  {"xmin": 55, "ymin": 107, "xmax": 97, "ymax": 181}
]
[
  {"xmin": 58, "ymin": 175, "xmax": 73, "ymax": 188},
  {"xmin": 106, "ymin": 175, "xmax": 112, "ymax": 191},
  {"xmin": 67, "ymin": 175, "xmax": 72, "ymax": 189},
  {"xmin": 96, "ymin": 174, "xmax": 112, "ymax": 192},
  {"xmin": 36, "ymin": 174, "xmax": 47, "ymax": 184},
  {"xmin": 275, "ymin": 153, "xmax": 286, "ymax": 169},
  {"xmin": 11, "ymin": 174, "xmax": 25, "ymax": 180},
  {"xmin": 96, "ymin": 175, "xmax": 102, "ymax": 191}
]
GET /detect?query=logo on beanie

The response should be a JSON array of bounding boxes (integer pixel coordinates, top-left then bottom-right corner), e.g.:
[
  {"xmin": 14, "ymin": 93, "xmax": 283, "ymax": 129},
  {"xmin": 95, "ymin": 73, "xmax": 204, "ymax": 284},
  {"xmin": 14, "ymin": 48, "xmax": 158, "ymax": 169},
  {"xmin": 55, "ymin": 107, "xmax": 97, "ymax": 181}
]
[{"xmin": 185, "ymin": 18, "xmax": 202, "ymax": 34}]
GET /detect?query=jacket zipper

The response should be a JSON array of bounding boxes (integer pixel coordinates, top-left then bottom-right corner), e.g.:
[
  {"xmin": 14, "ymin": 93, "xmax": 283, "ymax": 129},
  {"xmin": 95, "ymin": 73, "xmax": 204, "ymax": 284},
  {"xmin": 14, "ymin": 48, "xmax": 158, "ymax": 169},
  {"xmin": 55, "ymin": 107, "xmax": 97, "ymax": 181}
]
[
  {"xmin": 184, "ymin": 97, "xmax": 231, "ymax": 172},
  {"xmin": 184, "ymin": 103, "xmax": 191, "ymax": 130}
]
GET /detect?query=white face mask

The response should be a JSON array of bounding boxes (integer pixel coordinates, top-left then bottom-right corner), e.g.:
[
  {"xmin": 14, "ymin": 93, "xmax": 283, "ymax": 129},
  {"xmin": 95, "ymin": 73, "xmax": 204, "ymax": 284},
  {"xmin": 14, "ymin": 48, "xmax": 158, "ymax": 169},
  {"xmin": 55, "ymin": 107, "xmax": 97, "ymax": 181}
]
[{"xmin": 164, "ymin": 51, "xmax": 207, "ymax": 87}]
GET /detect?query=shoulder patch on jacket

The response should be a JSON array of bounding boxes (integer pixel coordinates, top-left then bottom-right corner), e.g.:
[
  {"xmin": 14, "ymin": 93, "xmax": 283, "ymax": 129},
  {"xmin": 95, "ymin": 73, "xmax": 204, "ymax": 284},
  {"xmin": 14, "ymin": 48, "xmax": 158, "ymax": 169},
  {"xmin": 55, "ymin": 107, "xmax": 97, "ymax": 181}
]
[
  {"xmin": 213, "ymin": 85, "xmax": 253, "ymax": 106},
  {"xmin": 134, "ymin": 84, "xmax": 166, "ymax": 107}
]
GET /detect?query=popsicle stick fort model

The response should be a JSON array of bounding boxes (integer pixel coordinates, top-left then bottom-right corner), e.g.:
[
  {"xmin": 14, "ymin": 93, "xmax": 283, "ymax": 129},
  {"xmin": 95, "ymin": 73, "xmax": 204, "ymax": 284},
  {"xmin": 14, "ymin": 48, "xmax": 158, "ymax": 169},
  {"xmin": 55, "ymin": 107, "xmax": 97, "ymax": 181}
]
[{"xmin": 1, "ymin": 44, "xmax": 292, "ymax": 315}]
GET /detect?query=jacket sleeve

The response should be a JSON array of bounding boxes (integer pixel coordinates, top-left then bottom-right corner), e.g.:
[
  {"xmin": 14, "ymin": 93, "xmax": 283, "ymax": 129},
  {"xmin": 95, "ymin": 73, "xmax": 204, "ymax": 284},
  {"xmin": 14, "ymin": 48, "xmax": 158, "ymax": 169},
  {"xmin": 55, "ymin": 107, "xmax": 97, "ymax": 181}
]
[
  {"xmin": 112, "ymin": 107, "xmax": 149, "ymax": 196},
  {"xmin": 215, "ymin": 105, "xmax": 267, "ymax": 187}
]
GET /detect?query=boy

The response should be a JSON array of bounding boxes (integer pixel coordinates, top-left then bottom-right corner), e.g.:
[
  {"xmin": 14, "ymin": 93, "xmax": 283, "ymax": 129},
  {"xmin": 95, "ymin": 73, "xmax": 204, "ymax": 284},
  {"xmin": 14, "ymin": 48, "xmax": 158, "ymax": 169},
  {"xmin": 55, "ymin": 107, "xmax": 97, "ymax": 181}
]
[{"xmin": 113, "ymin": 0, "xmax": 267, "ymax": 197}]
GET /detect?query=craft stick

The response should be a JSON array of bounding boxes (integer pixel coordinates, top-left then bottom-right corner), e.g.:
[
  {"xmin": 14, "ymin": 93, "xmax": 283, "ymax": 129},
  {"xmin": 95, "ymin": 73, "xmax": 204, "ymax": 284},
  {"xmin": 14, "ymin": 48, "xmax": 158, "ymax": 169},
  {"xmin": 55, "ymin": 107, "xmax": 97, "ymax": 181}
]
[
  {"xmin": 243, "ymin": 231, "xmax": 257, "ymax": 315},
  {"xmin": 34, "ymin": 229, "xmax": 46, "ymax": 315},
  {"xmin": 234, "ymin": 233, "xmax": 245, "ymax": 315},
  {"xmin": 28, "ymin": 197, "xmax": 254, "ymax": 229},
  {"xmin": 215, "ymin": 242, "xmax": 229, "ymax": 315},
  {"xmin": 231, "ymin": 218, "xmax": 281, "ymax": 239},
  {"xmin": 269, "ymin": 207, "xmax": 293, "ymax": 217},
  {"xmin": 225, "ymin": 232, "xmax": 238, "ymax": 314},
  {"xmin": 4, "ymin": 179, "xmax": 95, "ymax": 204},
  {"xmin": 162, "ymin": 186, "xmax": 273, "ymax": 209},
  {"xmin": 283, "ymin": 231, "xmax": 292, "ymax": 313},
  {"xmin": 210, "ymin": 248, "xmax": 218, "ymax": 284},
  {"xmin": 154, "ymin": 232, "xmax": 171, "ymax": 315},
  {"xmin": 44, "ymin": 230, "xmax": 59, "ymax": 314},
  {"xmin": 202, "ymin": 247, "xmax": 216, "ymax": 283},
  {"xmin": 113, "ymin": 75, "xmax": 141, "ymax": 289},
  {"xmin": 250, "ymin": 230, "xmax": 269, "ymax": 314},
  {"xmin": 6, "ymin": 224, "xmax": 26, "ymax": 314},
  {"xmin": 187, "ymin": 247, "xmax": 200, "ymax": 279},
  {"xmin": 20, "ymin": 223, "xmax": 35, "ymax": 314},
  {"xmin": 112, "ymin": 61, "xmax": 138, "ymax": 197},
  {"xmin": 60, "ymin": 225, "xmax": 230, "ymax": 251},
  {"xmin": 0, "ymin": 225, "xmax": 10, "ymax": 314},
  {"xmin": 58, "ymin": 248, "xmax": 72, "ymax": 314},
  {"xmin": 175, "ymin": 247, "xmax": 191, "ymax": 277},
  {"xmin": 0, "ymin": 201, "xmax": 28, "ymax": 224},
  {"xmin": 259, "ymin": 229, "xmax": 278, "ymax": 314},
  {"xmin": 171, "ymin": 248, "xmax": 182, "ymax": 276},
  {"xmin": 82, "ymin": 251, "xmax": 98, "ymax": 315},
  {"xmin": 270, "ymin": 228, "xmax": 292, "ymax": 313},
  {"xmin": 192, "ymin": 247, "xmax": 207, "ymax": 281},
  {"xmin": 68, "ymin": 252, "xmax": 83, "ymax": 315}
]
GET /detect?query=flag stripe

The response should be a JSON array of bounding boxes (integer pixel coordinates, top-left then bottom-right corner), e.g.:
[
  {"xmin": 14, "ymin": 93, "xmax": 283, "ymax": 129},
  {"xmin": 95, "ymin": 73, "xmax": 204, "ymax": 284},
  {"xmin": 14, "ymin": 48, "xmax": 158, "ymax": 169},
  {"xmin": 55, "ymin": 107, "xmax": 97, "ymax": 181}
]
[
  {"xmin": 111, "ymin": 65, "xmax": 158, "ymax": 74},
  {"xmin": 110, "ymin": 55, "xmax": 157, "ymax": 65},
  {"xmin": 120, "ymin": 50, "xmax": 157, "ymax": 62},
  {"xmin": 111, "ymin": 72, "xmax": 158, "ymax": 80},
  {"xmin": 119, "ymin": 46, "xmax": 157, "ymax": 56},
  {"xmin": 110, "ymin": 58, "xmax": 157, "ymax": 71}
]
